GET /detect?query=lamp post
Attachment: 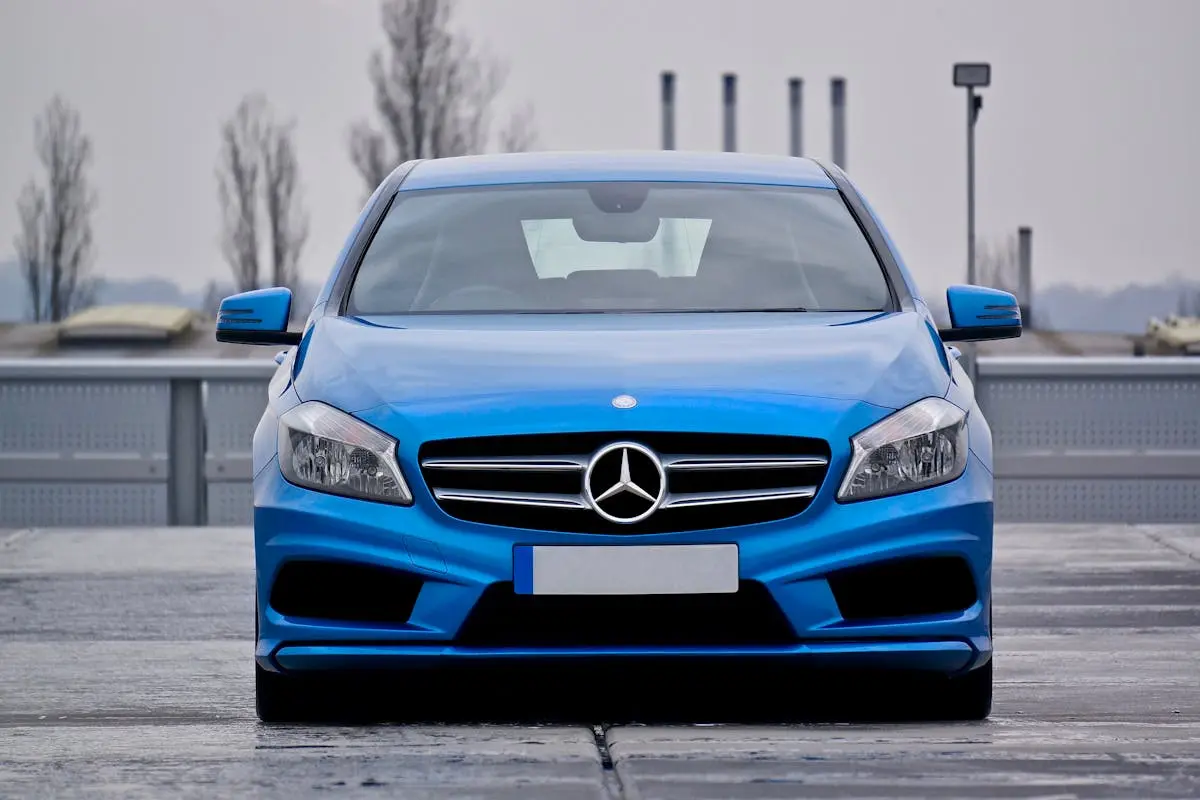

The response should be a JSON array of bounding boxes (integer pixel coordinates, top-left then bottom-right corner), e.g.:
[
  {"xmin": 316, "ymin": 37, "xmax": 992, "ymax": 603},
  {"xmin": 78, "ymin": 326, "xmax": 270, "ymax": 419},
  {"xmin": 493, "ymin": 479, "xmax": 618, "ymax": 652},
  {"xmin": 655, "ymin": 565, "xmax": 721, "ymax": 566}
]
[
  {"xmin": 953, "ymin": 62, "xmax": 990, "ymax": 287},
  {"xmin": 953, "ymin": 62, "xmax": 990, "ymax": 385}
]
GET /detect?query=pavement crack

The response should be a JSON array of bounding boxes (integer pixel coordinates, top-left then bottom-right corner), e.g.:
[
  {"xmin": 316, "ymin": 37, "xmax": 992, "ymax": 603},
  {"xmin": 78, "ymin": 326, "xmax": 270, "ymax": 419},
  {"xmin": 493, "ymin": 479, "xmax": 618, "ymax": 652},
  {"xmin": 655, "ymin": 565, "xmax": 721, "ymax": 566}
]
[
  {"xmin": 592, "ymin": 724, "xmax": 634, "ymax": 799},
  {"xmin": 591, "ymin": 724, "xmax": 614, "ymax": 770},
  {"xmin": 1140, "ymin": 527, "xmax": 1200, "ymax": 565}
]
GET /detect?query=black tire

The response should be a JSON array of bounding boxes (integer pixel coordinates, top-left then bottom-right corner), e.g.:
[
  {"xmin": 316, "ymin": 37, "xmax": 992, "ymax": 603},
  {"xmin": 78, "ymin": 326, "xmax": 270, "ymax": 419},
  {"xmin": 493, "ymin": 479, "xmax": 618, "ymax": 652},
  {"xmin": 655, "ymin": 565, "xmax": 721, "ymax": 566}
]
[
  {"xmin": 255, "ymin": 594, "xmax": 316, "ymax": 723},
  {"xmin": 936, "ymin": 658, "xmax": 993, "ymax": 721},
  {"xmin": 255, "ymin": 661, "xmax": 317, "ymax": 723}
]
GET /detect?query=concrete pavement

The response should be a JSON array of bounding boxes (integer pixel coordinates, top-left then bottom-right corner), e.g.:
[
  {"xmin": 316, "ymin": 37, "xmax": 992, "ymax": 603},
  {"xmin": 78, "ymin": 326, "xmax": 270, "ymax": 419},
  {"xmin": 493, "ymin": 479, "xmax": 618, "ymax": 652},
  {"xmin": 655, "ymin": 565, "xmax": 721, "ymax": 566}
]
[{"xmin": 1, "ymin": 523, "xmax": 1198, "ymax": 798}]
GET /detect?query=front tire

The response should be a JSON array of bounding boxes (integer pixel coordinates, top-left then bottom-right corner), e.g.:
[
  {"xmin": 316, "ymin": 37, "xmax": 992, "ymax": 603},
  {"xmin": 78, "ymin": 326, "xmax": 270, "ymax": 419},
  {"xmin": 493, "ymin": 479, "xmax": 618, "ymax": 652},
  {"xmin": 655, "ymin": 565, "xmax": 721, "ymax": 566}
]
[
  {"xmin": 256, "ymin": 662, "xmax": 316, "ymax": 723},
  {"xmin": 933, "ymin": 658, "xmax": 993, "ymax": 721}
]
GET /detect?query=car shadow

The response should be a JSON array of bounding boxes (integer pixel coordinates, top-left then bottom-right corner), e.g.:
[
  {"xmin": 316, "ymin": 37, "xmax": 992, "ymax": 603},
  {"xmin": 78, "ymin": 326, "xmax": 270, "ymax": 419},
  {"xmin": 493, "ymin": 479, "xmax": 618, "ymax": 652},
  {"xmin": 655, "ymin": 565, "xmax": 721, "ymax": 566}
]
[{"xmin": 269, "ymin": 658, "xmax": 978, "ymax": 726}]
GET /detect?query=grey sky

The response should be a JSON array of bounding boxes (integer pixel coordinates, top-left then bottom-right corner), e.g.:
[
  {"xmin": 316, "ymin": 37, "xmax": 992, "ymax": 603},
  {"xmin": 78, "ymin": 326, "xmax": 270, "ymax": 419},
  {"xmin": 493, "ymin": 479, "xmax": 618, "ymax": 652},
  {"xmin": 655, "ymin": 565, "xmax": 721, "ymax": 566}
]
[{"xmin": 0, "ymin": 0, "xmax": 1196, "ymax": 298}]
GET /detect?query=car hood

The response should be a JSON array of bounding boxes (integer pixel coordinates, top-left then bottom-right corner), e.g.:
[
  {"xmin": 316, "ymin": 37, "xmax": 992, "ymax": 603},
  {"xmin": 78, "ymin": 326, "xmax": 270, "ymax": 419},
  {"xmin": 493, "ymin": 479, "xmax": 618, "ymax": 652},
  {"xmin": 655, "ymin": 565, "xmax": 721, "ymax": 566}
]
[{"xmin": 291, "ymin": 311, "xmax": 951, "ymax": 416}]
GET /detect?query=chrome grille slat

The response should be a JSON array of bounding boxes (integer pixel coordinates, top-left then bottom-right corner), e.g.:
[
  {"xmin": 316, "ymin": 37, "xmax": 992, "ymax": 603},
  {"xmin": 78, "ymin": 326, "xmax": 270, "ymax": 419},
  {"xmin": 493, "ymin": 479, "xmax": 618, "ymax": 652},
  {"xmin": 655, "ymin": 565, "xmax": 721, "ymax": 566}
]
[
  {"xmin": 419, "ymin": 432, "xmax": 831, "ymax": 534},
  {"xmin": 432, "ymin": 488, "xmax": 588, "ymax": 509},
  {"xmin": 421, "ymin": 456, "xmax": 587, "ymax": 471},
  {"xmin": 662, "ymin": 486, "xmax": 818, "ymax": 509},
  {"xmin": 663, "ymin": 455, "xmax": 829, "ymax": 471}
]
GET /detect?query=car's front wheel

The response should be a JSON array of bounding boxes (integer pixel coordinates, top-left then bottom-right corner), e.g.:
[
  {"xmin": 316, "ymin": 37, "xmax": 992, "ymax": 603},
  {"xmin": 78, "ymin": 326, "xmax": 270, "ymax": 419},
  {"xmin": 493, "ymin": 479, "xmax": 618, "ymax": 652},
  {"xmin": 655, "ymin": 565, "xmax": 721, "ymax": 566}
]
[
  {"xmin": 255, "ymin": 662, "xmax": 315, "ymax": 723},
  {"xmin": 931, "ymin": 658, "xmax": 993, "ymax": 721}
]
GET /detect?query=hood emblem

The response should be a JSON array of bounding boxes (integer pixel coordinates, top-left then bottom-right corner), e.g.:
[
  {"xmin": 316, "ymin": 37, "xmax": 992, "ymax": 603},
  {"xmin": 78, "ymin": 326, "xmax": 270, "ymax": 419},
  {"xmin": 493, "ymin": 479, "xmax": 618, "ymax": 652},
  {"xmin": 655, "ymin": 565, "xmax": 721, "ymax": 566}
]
[
  {"xmin": 611, "ymin": 394, "xmax": 637, "ymax": 409},
  {"xmin": 583, "ymin": 442, "xmax": 666, "ymax": 524}
]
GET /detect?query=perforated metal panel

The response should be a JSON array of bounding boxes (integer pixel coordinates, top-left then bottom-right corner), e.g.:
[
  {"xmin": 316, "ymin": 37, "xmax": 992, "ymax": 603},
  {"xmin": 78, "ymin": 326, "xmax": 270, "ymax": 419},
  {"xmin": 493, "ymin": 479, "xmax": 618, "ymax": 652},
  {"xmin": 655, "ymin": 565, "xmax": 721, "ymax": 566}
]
[
  {"xmin": 207, "ymin": 483, "xmax": 254, "ymax": 526},
  {"xmin": 979, "ymin": 376, "xmax": 1200, "ymax": 452},
  {"xmin": 204, "ymin": 380, "xmax": 269, "ymax": 456},
  {"xmin": 0, "ymin": 484, "xmax": 167, "ymax": 526},
  {"xmin": 996, "ymin": 479, "xmax": 1200, "ymax": 523},
  {"xmin": 979, "ymin": 368, "xmax": 1200, "ymax": 522},
  {"xmin": 0, "ymin": 380, "xmax": 169, "ymax": 454},
  {"xmin": 203, "ymin": 379, "xmax": 269, "ymax": 527}
]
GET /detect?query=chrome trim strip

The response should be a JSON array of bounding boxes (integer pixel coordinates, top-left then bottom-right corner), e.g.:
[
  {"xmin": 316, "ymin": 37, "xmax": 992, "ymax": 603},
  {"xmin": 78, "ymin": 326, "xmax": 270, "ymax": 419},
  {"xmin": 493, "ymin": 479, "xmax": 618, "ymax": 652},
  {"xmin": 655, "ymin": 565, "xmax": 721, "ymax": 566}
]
[
  {"xmin": 421, "ymin": 456, "xmax": 587, "ymax": 471},
  {"xmin": 432, "ymin": 488, "xmax": 588, "ymax": 509},
  {"xmin": 662, "ymin": 455, "xmax": 829, "ymax": 471},
  {"xmin": 661, "ymin": 486, "xmax": 817, "ymax": 508}
]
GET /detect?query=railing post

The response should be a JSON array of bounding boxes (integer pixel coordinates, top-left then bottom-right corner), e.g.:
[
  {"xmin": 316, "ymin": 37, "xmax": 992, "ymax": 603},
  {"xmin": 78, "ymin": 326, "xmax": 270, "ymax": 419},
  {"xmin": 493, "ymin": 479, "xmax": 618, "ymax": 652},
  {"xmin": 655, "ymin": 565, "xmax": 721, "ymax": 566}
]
[{"xmin": 168, "ymin": 377, "xmax": 207, "ymax": 526}]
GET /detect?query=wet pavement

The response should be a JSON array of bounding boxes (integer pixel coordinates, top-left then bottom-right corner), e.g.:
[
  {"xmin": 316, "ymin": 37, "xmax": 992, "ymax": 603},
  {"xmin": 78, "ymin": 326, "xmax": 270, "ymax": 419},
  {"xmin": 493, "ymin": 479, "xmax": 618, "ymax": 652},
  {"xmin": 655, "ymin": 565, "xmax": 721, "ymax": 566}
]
[{"xmin": 1, "ymin": 523, "xmax": 1198, "ymax": 798}]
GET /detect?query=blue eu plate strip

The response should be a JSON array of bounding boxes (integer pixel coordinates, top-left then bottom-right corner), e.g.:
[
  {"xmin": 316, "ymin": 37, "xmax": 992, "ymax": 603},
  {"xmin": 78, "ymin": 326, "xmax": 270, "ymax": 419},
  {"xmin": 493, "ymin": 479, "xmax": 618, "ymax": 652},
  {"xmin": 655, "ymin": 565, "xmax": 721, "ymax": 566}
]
[{"xmin": 513, "ymin": 545, "xmax": 534, "ymax": 594}]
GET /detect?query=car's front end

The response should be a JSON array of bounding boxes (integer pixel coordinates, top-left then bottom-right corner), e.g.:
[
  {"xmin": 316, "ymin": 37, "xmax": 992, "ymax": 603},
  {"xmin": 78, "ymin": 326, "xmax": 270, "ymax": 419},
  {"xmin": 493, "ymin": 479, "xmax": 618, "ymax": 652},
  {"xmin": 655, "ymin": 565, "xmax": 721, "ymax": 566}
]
[
  {"xmin": 218, "ymin": 150, "xmax": 1021, "ymax": 721},
  {"xmin": 254, "ymin": 388, "xmax": 993, "ymax": 677}
]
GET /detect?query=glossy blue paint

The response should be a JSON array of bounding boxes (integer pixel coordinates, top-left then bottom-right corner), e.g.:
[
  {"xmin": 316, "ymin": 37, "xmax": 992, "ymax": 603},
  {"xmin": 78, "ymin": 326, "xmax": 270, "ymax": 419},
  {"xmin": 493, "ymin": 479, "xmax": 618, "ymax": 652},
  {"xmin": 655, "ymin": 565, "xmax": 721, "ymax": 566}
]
[
  {"xmin": 217, "ymin": 287, "xmax": 291, "ymax": 332},
  {"xmin": 237, "ymin": 152, "xmax": 1000, "ymax": 702},
  {"xmin": 215, "ymin": 287, "xmax": 296, "ymax": 345},
  {"xmin": 400, "ymin": 150, "xmax": 837, "ymax": 192},
  {"xmin": 942, "ymin": 284, "xmax": 1023, "ymax": 342},
  {"xmin": 254, "ymin": 453, "xmax": 992, "ymax": 673},
  {"xmin": 270, "ymin": 640, "xmax": 978, "ymax": 673},
  {"xmin": 292, "ymin": 311, "xmax": 950, "ymax": 414}
]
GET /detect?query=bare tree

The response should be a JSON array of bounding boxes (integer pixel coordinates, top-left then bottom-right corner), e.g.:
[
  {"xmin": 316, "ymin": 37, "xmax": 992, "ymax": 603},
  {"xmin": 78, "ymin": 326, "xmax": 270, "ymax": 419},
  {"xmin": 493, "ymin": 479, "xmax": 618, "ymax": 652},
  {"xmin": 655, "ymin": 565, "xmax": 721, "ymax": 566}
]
[
  {"xmin": 216, "ymin": 94, "xmax": 308, "ymax": 295},
  {"xmin": 349, "ymin": 0, "xmax": 537, "ymax": 192},
  {"xmin": 975, "ymin": 233, "xmax": 1020, "ymax": 295},
  {"xmin": 13, "ymin": 96, "xmax": 98, "ymax": 322},
  {"xmin": 498, "ymin": 101, "xmax": 539, "ymax": 153},
  {"xmin": 217, "ymin": 97, "xmax": 263, "ymax": 293}
]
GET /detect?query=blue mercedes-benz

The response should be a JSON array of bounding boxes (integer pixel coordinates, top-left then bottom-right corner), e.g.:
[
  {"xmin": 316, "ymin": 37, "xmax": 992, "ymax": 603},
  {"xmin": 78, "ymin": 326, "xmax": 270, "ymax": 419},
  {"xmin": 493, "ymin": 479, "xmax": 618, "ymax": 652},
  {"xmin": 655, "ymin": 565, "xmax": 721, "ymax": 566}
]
[{"xmin": 216, "ymin": 150, "xmax": 1021, "ymax": 722}]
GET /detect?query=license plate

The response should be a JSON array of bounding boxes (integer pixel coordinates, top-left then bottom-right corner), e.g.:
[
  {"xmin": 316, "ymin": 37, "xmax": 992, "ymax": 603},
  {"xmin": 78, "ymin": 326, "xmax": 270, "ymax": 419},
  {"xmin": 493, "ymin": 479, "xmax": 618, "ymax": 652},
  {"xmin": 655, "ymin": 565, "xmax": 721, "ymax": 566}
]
[{"xmin": 513, "ymin": 544, "xmax": 739, "ymax": 595}]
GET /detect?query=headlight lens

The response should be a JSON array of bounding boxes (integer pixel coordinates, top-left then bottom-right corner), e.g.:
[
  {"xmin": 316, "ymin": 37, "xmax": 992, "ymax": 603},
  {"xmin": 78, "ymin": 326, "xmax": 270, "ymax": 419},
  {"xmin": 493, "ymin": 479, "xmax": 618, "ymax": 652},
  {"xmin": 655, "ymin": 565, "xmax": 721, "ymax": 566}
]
[
  {"xmin": 278, "ymin": 402, "xmax": 412, "ymax": 505},
  {"xmin": 837, "ymin": 397, "xmax": 968, "ymax": 502}
]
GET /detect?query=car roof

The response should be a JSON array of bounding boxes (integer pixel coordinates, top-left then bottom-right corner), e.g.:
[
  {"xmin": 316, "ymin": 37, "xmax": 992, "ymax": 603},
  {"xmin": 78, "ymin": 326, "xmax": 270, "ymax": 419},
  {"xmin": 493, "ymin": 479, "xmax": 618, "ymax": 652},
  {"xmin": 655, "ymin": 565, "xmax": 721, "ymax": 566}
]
[{"xmin": 398, "ymin": 150, "xmax": 837, "ymax": 191}]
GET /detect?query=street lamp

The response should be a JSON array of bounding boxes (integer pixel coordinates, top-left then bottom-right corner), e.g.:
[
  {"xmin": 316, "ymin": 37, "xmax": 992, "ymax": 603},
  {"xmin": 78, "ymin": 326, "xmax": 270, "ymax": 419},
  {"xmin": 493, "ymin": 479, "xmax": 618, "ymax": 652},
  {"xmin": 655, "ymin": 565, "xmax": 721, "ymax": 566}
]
[
  {"xmin": 953, "ymin": 63, "xmax": 990, "ymax": 288},
  {"xmin": 953, "ymin": 62, "xmax": 990, "ymax": 385}
]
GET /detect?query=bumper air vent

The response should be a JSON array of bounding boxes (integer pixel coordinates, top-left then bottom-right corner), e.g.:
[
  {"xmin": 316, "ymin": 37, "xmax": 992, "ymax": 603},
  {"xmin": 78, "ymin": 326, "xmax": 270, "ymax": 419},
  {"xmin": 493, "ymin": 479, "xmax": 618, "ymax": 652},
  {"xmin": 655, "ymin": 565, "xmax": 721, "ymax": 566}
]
[
  {"xmin": 827, "ymin": 556, "xmax": 979, "ymax": 622},
  {"xmin": 269, "ymin": 560, "xmax": 423, "ymax": 625},
  {"xmin": 455, "ymin": 580, "xmax": 796, "ymax": 647}
]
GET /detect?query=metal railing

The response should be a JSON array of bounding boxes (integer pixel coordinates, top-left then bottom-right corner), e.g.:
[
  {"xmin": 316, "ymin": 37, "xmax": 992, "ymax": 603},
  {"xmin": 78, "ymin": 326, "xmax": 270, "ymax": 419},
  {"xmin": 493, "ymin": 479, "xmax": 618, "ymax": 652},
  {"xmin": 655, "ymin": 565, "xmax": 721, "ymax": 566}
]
[{"xmin": 1, "ymin": 356, "xmax": 1198, "ymax": 527}]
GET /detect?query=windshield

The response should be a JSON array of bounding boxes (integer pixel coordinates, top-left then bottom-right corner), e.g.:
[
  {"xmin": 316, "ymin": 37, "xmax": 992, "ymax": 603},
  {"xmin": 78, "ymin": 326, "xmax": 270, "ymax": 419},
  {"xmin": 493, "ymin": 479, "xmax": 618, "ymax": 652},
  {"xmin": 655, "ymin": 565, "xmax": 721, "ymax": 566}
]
[{"xmin": 346, "ymin": 181, "xmax": 892, "ymax": 315}]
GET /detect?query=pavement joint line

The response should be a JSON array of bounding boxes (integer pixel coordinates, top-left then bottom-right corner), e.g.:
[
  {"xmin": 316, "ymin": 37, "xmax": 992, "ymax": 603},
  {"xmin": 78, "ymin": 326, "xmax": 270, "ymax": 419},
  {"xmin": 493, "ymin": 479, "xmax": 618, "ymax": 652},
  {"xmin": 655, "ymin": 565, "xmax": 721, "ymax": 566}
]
[{"xmin": 1138, "ymin": 527, "xmax": 1200, "ymax": 565}]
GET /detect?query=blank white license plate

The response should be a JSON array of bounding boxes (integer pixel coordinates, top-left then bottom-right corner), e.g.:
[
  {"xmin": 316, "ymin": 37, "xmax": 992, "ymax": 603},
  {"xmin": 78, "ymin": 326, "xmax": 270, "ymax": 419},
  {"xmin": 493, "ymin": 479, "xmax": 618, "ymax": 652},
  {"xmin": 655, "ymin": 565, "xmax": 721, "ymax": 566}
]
[{"xmin": 512, "ymin": 544, "xmax": 739, "ymax": 596}]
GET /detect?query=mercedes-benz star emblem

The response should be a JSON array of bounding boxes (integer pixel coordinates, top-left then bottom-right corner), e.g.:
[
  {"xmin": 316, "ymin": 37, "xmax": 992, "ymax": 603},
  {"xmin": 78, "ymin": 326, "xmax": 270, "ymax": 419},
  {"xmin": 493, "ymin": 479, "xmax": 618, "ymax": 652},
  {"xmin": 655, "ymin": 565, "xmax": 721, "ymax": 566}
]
[{"xmin": 583, "ymin": 441, "xmax": 666, "ymax": 524}]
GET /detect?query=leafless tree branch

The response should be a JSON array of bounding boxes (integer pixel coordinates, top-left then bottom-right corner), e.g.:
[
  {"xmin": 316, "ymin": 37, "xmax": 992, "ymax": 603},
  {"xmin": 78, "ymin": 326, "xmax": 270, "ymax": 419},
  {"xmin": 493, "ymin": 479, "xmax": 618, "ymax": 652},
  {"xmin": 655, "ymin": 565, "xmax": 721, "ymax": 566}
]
[
  {"xmin": 349, "ymin": 0, "xmax": 536, "ymax": 193},
  {"xmin": 498, "ymin": 102, "xmax": 539, "ymax": 153},
  {"xmin": 13, "ymin": 96, "xmax": 98, "ymax": 322},
  {"xmin": 217, "ymin": 95, "xmax": 264, "ymax": 293},
  {"xmin": 216, "ymin": 94, "xmax": 308, "ymax": 297},
  {"xmin": 975, "ymin": 233, "xmax": 1020, "ymax": 295}
]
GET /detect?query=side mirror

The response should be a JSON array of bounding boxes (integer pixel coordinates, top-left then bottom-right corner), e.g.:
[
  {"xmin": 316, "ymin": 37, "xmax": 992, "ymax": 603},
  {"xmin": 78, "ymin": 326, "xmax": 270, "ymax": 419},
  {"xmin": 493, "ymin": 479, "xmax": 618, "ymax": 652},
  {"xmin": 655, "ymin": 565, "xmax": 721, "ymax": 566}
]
[
  {"xmin": 215, "ymin": 287, "xmax": 302, "ymax": 346},
  {"xmin": 938, "ymin": 284, "xmax": 1022, "ymax": 343}
]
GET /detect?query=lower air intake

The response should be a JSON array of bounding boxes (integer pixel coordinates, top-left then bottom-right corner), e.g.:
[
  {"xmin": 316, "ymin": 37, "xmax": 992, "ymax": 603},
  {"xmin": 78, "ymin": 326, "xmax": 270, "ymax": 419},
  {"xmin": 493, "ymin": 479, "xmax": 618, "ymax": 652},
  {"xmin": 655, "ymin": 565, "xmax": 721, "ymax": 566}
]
[
  {"xmin": 269, "ymin": 560, "xmax": 423, "ymax": 625},
  {"xmin": 455, "ymin": 580, "xmax": 796, "ymax": 648},
  {"xmin": 827, "ymin": 556, "xmax": 978, "ymax": 622}
]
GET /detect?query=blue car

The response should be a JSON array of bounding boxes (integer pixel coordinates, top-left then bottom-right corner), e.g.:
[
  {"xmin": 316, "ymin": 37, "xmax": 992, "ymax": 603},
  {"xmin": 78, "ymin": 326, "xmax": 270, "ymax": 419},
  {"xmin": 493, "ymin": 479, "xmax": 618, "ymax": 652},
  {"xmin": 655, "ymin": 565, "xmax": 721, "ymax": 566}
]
[{"xmin": 217, "ymin": 151, "xmax": 1021, "ymax": 723}]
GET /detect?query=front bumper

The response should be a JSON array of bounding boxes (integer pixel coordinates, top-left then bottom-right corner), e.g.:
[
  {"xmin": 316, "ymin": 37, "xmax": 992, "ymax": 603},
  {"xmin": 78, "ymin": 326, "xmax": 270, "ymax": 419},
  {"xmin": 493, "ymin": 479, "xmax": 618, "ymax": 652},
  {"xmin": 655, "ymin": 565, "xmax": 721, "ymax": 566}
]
[{"xmin": 254, "ymin": 452, "xmax": 993, "ymax": 676}]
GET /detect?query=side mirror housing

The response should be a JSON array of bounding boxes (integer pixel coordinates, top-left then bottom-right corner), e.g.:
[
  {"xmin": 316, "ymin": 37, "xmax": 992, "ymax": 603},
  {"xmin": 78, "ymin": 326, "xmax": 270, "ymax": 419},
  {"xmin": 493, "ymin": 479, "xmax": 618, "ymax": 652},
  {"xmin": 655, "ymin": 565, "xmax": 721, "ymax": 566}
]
[
  {"xmin": 215, "ymin": 287, "xmax": 302, "ymax": 346},
  {"xmin": 938, "ymin": 284, "xmax": 1022, "ymax": 343}
]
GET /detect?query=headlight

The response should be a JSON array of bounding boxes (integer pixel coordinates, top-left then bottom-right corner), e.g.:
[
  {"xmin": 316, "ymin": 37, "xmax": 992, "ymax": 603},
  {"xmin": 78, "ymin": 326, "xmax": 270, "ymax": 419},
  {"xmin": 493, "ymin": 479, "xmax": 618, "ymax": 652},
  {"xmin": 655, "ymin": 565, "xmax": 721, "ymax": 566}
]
[
  {"xmin": 278, "ymin": 402, "xmax": 413, "ymax": 505},
  {"xmin": 837, "ymin": 397, "xmax": 968, "ymax": 502}
]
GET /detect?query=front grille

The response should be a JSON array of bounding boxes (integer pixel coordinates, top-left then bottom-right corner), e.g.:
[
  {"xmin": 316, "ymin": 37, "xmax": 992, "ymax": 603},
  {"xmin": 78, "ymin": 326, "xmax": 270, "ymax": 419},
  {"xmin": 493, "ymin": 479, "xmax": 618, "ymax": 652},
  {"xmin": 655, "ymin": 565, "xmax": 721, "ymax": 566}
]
[
  {"xmin": 269, "ymin": 560, "xmax": 423, "ymax": 624},
  {"xmin": 419, "ymin": 432, "xmax": 831, "ymax": 534},
  {"xmin": 827, "ymin": 556, "xmax": 978, "ymax": 622},
  {"xmin": 455, "ymin": 580, "xmax": 796, "ymax": 647}
]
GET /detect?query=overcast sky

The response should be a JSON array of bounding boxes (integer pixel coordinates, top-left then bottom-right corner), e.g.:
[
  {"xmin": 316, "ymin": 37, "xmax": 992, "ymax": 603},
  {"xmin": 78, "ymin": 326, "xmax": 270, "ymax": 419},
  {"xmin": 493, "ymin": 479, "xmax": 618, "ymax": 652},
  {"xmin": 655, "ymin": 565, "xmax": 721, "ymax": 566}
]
[{"xmin": 0, "ymin": 0, "xmax": 1197, "ymax": 298}]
